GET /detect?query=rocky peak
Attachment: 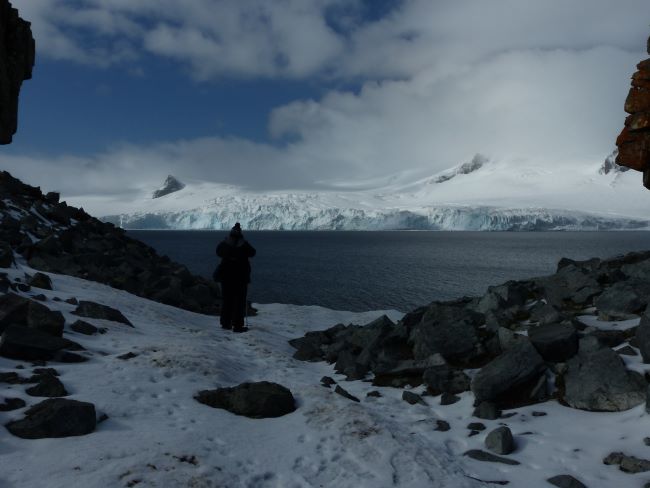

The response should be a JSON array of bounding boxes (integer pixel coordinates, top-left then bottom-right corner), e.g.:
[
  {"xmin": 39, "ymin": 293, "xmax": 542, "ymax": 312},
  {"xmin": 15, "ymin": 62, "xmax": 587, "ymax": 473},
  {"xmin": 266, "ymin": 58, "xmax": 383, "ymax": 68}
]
[
  {"xmin": 0, "ymin": 1, "xmax": 35, "ymax": 144},
  {"xmin": 615, "ymin": 35, "xmax": 650, "ymax": 188},
  {"xmin": 152, "ymin": 175, "xmax": 185, "ymax": 199},
  {"xmin": 435, "ymin": 154, "xmax": 488, "ymax": 184},
  {"xmin": 599, "ymin": 150, "xmax": 629, "ymax": 176}
]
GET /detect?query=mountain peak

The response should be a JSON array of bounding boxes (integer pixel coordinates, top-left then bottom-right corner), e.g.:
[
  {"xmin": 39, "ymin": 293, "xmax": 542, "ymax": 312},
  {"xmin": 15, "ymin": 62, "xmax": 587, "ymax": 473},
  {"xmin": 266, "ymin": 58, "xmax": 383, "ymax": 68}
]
[{"xmin": 152, "ymin": 175, "xmax": 185, "ymax": 199}]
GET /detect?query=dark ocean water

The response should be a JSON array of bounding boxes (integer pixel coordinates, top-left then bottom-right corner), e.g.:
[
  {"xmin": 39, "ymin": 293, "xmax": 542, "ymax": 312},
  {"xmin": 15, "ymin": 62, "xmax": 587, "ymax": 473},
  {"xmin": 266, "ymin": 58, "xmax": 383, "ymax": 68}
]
[{"xmin": 128, "ymin": 231, "xmax": 650, "ymax": 313}]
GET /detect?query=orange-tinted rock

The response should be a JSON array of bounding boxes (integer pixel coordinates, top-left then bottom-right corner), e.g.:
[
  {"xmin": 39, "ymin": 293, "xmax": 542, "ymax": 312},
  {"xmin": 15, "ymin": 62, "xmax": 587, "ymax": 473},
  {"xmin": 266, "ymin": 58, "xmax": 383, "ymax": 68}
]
[{"xmin": 615, "ymin": 36, "xmax": 650, "ymax": 187}]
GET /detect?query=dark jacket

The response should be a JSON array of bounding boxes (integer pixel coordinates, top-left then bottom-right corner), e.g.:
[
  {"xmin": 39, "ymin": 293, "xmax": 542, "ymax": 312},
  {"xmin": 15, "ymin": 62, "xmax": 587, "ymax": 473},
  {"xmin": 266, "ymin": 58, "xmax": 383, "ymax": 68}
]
[{"xmin": 215, "ymin": 236, "xmax": 256, "ymax": 284}]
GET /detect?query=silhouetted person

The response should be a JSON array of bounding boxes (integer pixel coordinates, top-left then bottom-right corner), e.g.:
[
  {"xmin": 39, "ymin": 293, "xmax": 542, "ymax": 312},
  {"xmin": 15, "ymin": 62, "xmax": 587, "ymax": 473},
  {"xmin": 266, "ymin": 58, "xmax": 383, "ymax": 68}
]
[{"xmin": 216, "ymin": 223, "xmax": 256, "ymax": 332}]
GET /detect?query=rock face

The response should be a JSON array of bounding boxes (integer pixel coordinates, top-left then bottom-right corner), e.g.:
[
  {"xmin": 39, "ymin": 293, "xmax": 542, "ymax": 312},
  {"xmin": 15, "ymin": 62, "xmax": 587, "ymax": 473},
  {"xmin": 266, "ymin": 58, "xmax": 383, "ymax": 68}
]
[
  {"xmin": 195, "ymin": 382, "xmax": 296, "ymax": 418},
  {"xmin": 616, "ymin": 35, "xmax": 650, "ymax": 188},
  {"xmin": 5, "ymin": 398, "xmax": 96, "ymax": 439},
  {"xmin": 0, "ymin": 171, "xmax": 221, "ymax": 315},
  {"xmin": 0, "ymin": 1, "xmax": 34, "ymax": 144}
]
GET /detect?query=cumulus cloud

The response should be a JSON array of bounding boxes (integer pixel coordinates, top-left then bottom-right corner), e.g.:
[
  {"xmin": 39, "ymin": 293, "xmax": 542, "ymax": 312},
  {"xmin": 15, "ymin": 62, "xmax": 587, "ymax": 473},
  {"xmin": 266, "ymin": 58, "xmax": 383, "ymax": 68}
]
[{"xmin": 6, "ymin": 0, "xmax": 650, "ymax": 202}]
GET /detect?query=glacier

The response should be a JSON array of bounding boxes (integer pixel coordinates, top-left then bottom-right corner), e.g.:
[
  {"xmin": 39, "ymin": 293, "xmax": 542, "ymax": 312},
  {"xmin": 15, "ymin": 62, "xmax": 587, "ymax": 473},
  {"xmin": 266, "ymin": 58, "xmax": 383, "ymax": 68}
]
[{"xmin": 91, "ymin": 153, "xmax": 650, "ymax": 231}]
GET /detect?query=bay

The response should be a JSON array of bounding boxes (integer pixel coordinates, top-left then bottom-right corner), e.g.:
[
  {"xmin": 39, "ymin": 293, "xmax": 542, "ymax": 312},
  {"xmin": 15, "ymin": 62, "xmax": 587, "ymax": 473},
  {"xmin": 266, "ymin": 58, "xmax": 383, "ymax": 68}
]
[{"xmin": 128, "ymin": 230, "xmax": 650, "ymax": 313}]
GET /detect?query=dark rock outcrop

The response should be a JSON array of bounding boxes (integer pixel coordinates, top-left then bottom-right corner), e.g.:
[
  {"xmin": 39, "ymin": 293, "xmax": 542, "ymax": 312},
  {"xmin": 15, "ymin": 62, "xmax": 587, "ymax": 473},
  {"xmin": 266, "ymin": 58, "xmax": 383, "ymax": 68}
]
[
  {"xmin": 25, "ymin": 373, "xmax": 67, "ymax": 397},
  {"xmin": 0, "ymin": 1, "xmax": 35, "ymax": 144},
  {"xmin": 152, "ymin": 175, "xmax": 185, "ymax": 199},
  {"xmin": 0, "ymin": 171, "xmax": 221, "ymax": 316},
  {"xmin": 195, "ymin": 381, "xmax": 296, "ymax": 418},
  {"xmin": 485, "ymin": 426, "xmax": 515, "ymax": 455},
  {"xmin": 563, "ymin": 347, "xmax": 645, "ymax": 411},
  {"xmin": 5, "ymin": 398, "xmax": 96, "ymax": 438},
  {"xmin": 0, "ymin": 292, "xmax": 65, "ymax": 336},
  {"xmin": 0, "ymin": 324, "xmax": 83, "ymax": 361},
  {"xmin": 528, "ymin": 323, "xmax": 578, "ymax": 362},
  {"xmin": 616, "ymin": 35, "xmax": 650, "ymax": 188},
  {"xmin": 547, "ymin": 475, "xmax": 587, "ymax": 488}
]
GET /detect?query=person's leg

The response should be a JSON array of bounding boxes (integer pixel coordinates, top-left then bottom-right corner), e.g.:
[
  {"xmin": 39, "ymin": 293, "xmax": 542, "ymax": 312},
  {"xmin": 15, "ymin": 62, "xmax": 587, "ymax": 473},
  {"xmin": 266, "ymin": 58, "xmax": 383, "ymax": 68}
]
[
  {"xmin": 232, "ymin": 283, "xmax": 248, "ymax": 331},
  {"xmin": 220, "ymin": 282, "xmax": 234, "ymax": 329}
]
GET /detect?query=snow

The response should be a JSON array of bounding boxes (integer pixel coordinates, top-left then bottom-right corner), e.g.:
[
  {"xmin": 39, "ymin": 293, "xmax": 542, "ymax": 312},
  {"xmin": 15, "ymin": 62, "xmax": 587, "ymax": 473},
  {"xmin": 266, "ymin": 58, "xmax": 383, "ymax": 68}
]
[
  {"xmin": 68, "ymin": 155, "xmax": 650, "ymax": 230},
  {"xmin": 2, "ymin": 262, "xmax": 650, "ymax": 487}
]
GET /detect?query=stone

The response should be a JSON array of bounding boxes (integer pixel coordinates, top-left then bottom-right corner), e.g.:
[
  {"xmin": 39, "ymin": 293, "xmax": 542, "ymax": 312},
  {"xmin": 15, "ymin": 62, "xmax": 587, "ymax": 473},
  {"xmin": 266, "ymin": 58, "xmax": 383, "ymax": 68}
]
[
  {"xmin": 320, "ymin": 376, "xmax": 336, "ymax": 388},
  {"xmin": 0, "ymin": 324, "xmax": 82, "ymax": 361},
  {"xmin": 28, "ymin": 272, "xmax": 52, "ymax": 290},
  {"xmin": 440, "ymin": 392, "xmax": 460, "ymax": 405},
  {"xmin": 372, "ymin": 356, "xmax": 443, "ymax": 388},
  {"xmin": 473, "ymin": 401, "xmax": 502, "ymax": 420},
  {"xmin": 402, "ymin": 391, "xmax": 426, "ymax": 405},
  {"xmin": 485, "ymin": 426, "xmax": 515, "ymax": 455},
  {"xmin": 0, "ymin": 292, "xmax": 65, "ymax": 336},
  {"xmin": 25, "ymin": 374, "xmax": 67, "ymax": 397},
  {"xmin": 334, "ymin": 385, "xmax": 360, "ymax": 403},
  {"xmin": 471, "ymin": 340, "xmax": 546, "ymax": 407},
  {"xmin": 604, "ymin": 451, "xmax": 650, "ymax": 473},
  {"xmin": 72, "ymin": 301, "xmax": 133, "ymax": 326},
  {"xmin": 423, "ymin": 365, "xmax": 471, "ymax": 395},
  {"xmin": 6, "ymin": 398, "xmax": 96, "ymax": 439},
  {"xmin": 70, "ymin": 320, "xmax": 99, "ymax": 336},
  {"xmin": 64, "ymin": 297, "xmax": 78, "ymax": 305},
  {"xmin": 0, "ymin": 1, "xmax": 35, "ymax": 144},
  {"xmin": 366, "ymin": 390, "xmax": 382, "ymax": 398},
  {"xmin": 195, "ymin": 381, "xmax": 296, "ymax": 418},
  {"xmin": 546, "ymin": 475, "xmax": 587, "ymax": 488},
  {"xmin": 467, "ymin": 422, "xmax": 486, "ymax": 431},
  {"xmin": 463, "ymin": 450, "xmax": 520, "ymax": 465},
  {"xmin": 617, "ymin": 345, "xmax": 638, "ymax": 356},
  {"xmin": 529, "ymin": 301, "xmax": 563, "ymax": 325},
  {"xmin": 117, "ymin": 351, "xmax": 137, "ymax": 360},
  {"xmin": 595, "ymin": 283, "xmax": 646, "ymax": 320},
  {"xmin": 636, "ymin": 312, "xmax": 650, "ymax": 363},
  {"xmin": 529, "ymin": 323, "xmax": 578, "ymax": 362},
  {"xmin": 434, "ymin": 420, "xmax": 450, "ymax": 432},
  {"xmin": 563, "ymin": 347, "xmax": 645, "ymax": 411},
  {"xmin": 0, "ymin": 241, "xmax": 14, "ymax": 267},
  {"xmin": 0, "ymin": 396, "xmax": 25, "ymax": 411}
]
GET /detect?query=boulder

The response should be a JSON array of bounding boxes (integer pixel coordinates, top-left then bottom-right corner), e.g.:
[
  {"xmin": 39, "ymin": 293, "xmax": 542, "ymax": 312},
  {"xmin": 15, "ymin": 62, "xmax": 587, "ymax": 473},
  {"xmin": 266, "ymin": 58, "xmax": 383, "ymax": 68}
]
[
  {"xmin": 422, "ymin": 365, "xmax": 471, "ymax": 395},
  {"xmin": 334, "ymin": 385, "xmax": 360, "ymax": 403},
  {"xmin": 473, "ymin": 401, "xmax": 501, "ymax": 420},
  {"xmin": 0, "ymin": 396, "xmax": 25, "ymax": 411},
  {"xmin": 6, "ymin": 398, "xmax": 96, "ymax": 439},
  {"xmin": 485, "ymin": 426, "xmax": 515, "ymax": 455},
  {"xmin": 0, "ymin": 324, "xmax": 82, "ymax": 361},
  {"xmin": 0, "ymin": 241, "xmax": 14, "ymax": 267},
  {"xmin": 70, "ymin": 320, "xmax": 99, "ymax": 335},
  {"xmin": 471, "ymin": 340, "xmax": 546, "ymax": 407},
  {"xmin": 72, "ymin": 301, "xmax": 133, "ymax": 327},
  {"xmin": 402, "ymin": 391, "xmax": 426, "ymax": 405},
  {"xmin": 25, "ymin": 374, "xmax": 67, "ymax": 397},
  {"xmin": 563, "ymin": 347, "xmax": 645, "ymax": 411},
  {"xmin": 528, "ymin": 323, "xmax": 578, "ymax": 362},
  {"xmin": 529, "ymin": 301, "xmax": 563, "ymax": 325},
  {"xmin": 595, "ymin": 283, "xmax": 646, "ymax": 320},
  {"xmin": 195, "ymin": 381, "xmax": 296, "ymax": 418},
  {"xmin": 0, "ymin": 293, "xmax": 64, "ymax": 336},
  {"xmin": 28, "ymin": 272, "xmax": 52, "ymax": 290},
  {"xmin": 372, "ymin": 356, "xmax": 444, "ymax": 388},
  {"xmin": 547, "ymin": 475, "xmax": 587, "ymax": 488}
]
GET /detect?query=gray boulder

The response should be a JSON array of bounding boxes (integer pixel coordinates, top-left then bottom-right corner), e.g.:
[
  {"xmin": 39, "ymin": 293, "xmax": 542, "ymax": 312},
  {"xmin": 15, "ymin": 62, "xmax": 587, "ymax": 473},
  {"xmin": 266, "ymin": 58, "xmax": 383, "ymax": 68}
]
[
  {"xmin": 0, "ymin": 397, "xmax": 26, "ymax": 411},
  {"xmin": 72, "ymin": 301, "xmax": 133, "ymax": 326},
  {"xmin": 473, "ymin": 401, "xmax": 501, "ymax": 420},
  {"xmin": 195, "ymin": 381, "xmax": 296, "ymax": 418},
  {"xmin": 422, "ymin": 365, "xmax": 471, "ymax": 395},
  {"xmin": 0, "ymin": 293, "xmax": 64, "ymax": 336},
  {"xmin": 595, "ymin": 282, "xmax": 646, "ymax": 321},
  {"xmin": 529, "ymin": 323, "xmax": 578, "ymax": 362},
  {"xmin": 529, "ymin": 301, "xmax": 563, "ymax": 325},
  {"xmin": 0, "ymin": 324, "xmax": 82, "ymax": 361},
  {"xmin": 563, "ymin": 347, "xmax": 645, "ymax": 411},
  {"xmin": 334, "ymin": 385, "xmax": 360, "ymax": 403},
  {"xmin": 485, "ymin": 426, "xmax": 515, "ymax": 455},
  {"xmin": 0, "ymin": 242, "xmax": 14, "ymax": 268},
  {"xmin": 6, "ymin": 398, "xmax": 96, "ymax": 439},
  {"xmin": 25, "ymin": 374, "xmax": 67, "ymax": 397},
  {"xmin": 373, "ymin": 356, "xmax": 444, "ymax": 388},
  {"xmin": 70, "ymin": 319, "xmax": 99, "ymax": 335},
  {"xmin": 547, "ymin": 475, "xmax": 587, "ymax": 488},
  {"xmin": 28, "ymin": 272, "xmax": 52, "ymax": 290},
  {"xmin": 471, "ymin": 340, "xmax": 546, "ymax": 407},
  {"xmin": 402, "ymin": 391, "xmax": 426, "ymax": 405}
]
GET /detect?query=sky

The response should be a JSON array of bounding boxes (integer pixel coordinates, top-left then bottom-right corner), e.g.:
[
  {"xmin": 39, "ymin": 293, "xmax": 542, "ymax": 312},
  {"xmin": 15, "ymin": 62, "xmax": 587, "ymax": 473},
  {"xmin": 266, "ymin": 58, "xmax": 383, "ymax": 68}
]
[{"xmin": 2, "ymin": 0, "xmax": 650, "ymax": 202}]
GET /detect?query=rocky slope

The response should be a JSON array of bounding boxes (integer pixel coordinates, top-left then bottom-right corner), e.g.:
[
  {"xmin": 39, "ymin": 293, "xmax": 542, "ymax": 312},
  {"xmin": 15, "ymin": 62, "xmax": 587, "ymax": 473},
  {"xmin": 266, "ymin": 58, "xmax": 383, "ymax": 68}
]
[
  {"xmin": 290, "ymin": 248, "xmax": 650, "ymax": 482},
  {"xmin": 616, "ymin": 35, "xmax": 650, "ymax": 188},
  {"xmin": 0, "ymin": 0, "xmax": 34, "ymax": 144},
  {"xmin": 0, "ymin": 171, "xmax": 221, "ymax": 314}
]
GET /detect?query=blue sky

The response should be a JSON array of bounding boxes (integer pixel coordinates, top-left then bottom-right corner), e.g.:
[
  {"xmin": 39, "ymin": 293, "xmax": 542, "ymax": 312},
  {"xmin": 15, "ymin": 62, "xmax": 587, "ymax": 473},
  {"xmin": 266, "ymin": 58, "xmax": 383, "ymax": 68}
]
[{"xmin": 3, "ymin": 0, "xmax": 650, "ymax": 200}]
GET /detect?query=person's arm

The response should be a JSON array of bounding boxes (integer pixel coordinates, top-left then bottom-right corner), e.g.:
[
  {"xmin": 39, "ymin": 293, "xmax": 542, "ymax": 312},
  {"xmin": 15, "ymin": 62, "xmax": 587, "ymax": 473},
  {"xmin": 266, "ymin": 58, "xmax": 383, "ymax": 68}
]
[{"xmin": 243, "ymin": 241, "xmax": 256, "ymax": 258}]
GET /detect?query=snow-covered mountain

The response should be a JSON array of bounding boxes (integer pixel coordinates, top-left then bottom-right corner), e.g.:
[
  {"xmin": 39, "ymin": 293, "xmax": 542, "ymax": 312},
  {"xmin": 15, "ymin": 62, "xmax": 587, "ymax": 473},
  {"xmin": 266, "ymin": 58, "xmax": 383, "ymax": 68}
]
[{"xmin": 92, "ymin": 154, "xmax": 650, "ymax": 231}]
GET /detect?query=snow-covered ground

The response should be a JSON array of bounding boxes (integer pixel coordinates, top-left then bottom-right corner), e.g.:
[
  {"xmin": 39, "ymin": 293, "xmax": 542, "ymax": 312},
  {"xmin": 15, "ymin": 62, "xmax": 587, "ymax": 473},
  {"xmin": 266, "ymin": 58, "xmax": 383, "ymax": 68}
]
[
  {"xmin": 74, "ymin": 154, "xmax": 650, "ymax": 230},
  {"xmin": 2, "ymin": 261, "xmax": 650, "ymax": 487}
]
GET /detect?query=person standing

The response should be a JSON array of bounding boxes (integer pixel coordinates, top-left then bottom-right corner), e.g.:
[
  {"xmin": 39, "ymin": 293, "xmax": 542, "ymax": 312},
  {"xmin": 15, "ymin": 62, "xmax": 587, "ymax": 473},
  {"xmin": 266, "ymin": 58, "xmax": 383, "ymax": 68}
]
[{"xmin": 215, "ymin": 223, "xmax": 256, "ymax": 332}]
